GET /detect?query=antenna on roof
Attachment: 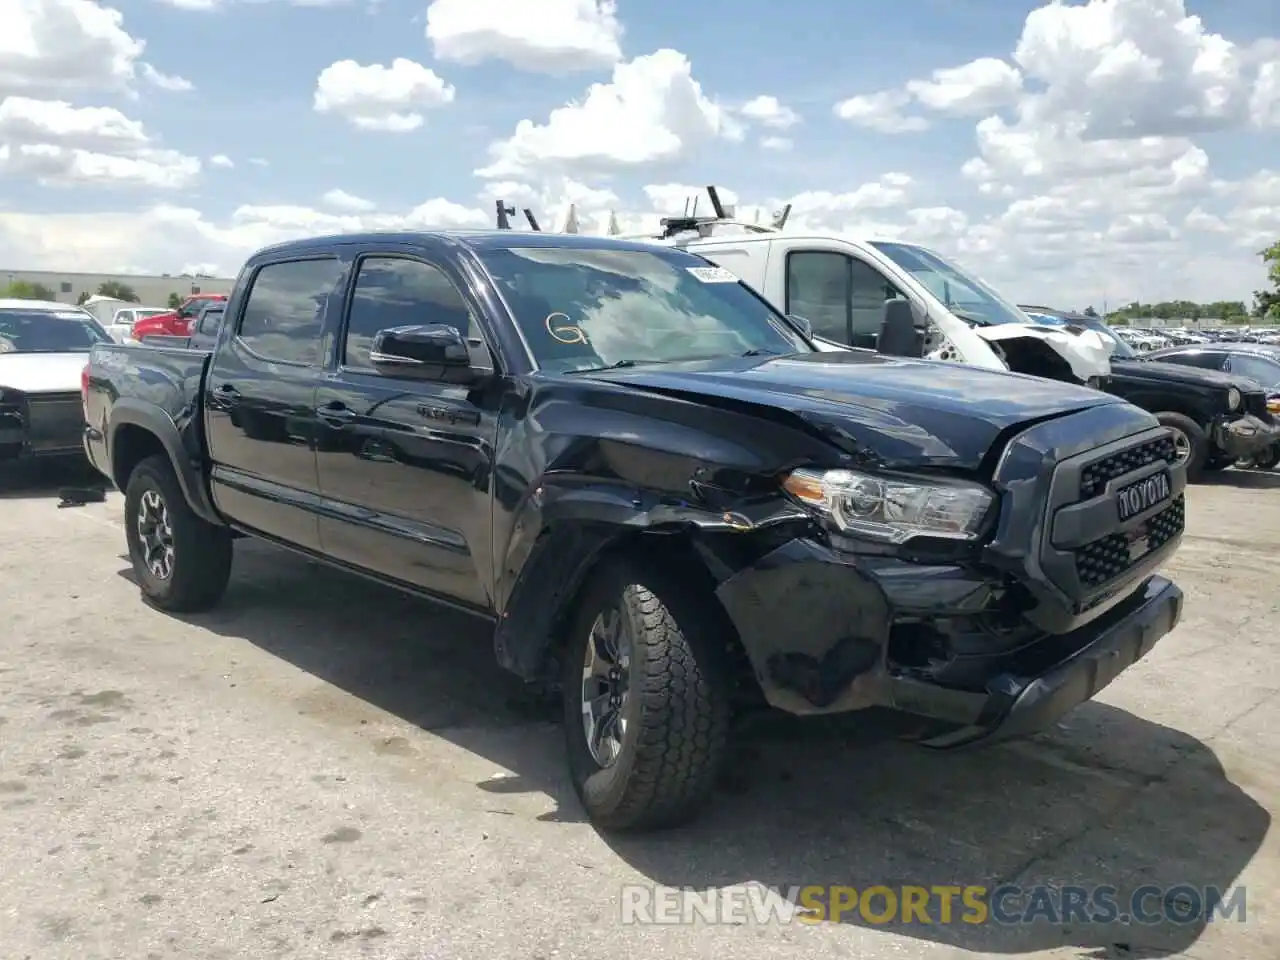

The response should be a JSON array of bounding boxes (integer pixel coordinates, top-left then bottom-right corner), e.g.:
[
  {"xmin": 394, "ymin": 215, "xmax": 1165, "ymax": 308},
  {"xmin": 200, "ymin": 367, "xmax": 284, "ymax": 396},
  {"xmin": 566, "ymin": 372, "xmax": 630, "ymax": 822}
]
[
  {"xmin": 523, "ymin": 209, "xmax": 541, "ymax": 231},
  {"xmin": 496, "ymin": 201, "xmax": 515, "ymax": 230},
  {"xmin": 772, "ymin": 204, "xmax": 791, "ymax": 229}
]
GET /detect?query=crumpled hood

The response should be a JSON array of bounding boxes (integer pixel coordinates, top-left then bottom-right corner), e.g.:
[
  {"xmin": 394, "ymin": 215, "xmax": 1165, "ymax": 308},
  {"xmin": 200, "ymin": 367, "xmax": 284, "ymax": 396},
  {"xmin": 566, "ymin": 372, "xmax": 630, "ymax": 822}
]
[
  {"xmin": 975, "ymin": 323, "xmax": 1113, "ymax": 380},
  {"xmin": 0, "ymin": 352, "xmax": 88, "ymax": 393},
  {"xmin": 581, "ymin": 351, "xmax": 1126, "ymax": 470},
  {"xmin": 1111, "ymin": 358, "xmax": 1258, "ymax": 390}
]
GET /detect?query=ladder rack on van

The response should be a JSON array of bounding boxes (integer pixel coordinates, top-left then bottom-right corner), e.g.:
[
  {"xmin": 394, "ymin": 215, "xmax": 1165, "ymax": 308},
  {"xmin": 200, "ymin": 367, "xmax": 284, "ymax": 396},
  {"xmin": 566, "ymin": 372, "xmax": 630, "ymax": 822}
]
[{"xmin": 491, "ymin": 185, "xmax": 792, "ymax": 243}]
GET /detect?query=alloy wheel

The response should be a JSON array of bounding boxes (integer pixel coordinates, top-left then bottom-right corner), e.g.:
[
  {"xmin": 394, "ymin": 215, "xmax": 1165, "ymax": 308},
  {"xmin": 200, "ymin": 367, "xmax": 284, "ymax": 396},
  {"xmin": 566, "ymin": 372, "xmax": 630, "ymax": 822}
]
[
  {"xmin": 580, "ymin": 606, "xmax": 632, "ymax": 767},
  {"xmin": 136, "ymin": 488, "xmax": 175, "ymax": 580}
]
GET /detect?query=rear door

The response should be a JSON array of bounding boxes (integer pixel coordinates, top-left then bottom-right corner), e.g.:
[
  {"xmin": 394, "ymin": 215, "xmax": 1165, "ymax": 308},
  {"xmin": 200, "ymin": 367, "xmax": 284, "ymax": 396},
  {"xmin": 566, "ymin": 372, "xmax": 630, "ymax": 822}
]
[
  {"xmin": 313, "ymin": 246, "xmax": 499, "ymax": 610},
  {"xmin": 204, "ymin": 255, "xmax": 345, "ymax": 550}
]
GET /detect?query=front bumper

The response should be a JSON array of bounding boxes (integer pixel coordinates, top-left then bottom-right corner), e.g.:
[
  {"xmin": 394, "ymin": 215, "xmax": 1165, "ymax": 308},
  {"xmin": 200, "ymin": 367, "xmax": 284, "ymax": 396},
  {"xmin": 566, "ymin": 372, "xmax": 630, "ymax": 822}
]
[
  {"xmin": 889, "ymin": 576, "xmax": 1181, "ymax": 748},
  {"xmin": 0, "ymin": 391, "xmax": 86, "ymax": 462},
  {"xmin": 1213, "ymin": 414, "xmax": 1279, "ymax": 460}
]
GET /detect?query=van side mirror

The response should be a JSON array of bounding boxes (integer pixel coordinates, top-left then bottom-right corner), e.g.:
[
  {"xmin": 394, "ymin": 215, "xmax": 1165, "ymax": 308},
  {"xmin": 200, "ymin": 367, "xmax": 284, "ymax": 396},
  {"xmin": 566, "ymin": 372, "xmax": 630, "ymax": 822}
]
[
  {"xmin": 785, "ymin": 314, "xmax": 813, "ymax": 339},
  {"xmin": 878, "ymin": 298, "xmax": 925, "ymax": 358},
  {"xmin": 371, "ymin": 323, "xmax": 484, "ymax": 382}
]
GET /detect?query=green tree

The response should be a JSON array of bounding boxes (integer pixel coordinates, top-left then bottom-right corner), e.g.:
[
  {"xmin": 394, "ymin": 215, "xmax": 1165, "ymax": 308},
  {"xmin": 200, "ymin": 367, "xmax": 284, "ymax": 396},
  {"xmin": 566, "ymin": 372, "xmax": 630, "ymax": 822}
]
[
  {"xmin": 167, "ymin": 292, "xmax": 181, "ymax": 309},
  {"xmin": 1258, "ymin": 242, "xmax": 1280, "ymax": 320},
  {"xmin": 1083, "ymin": 305, "xmax": 1099, "ymax": 317},
  {"xmin": 2, "ymin": 280, "xmax": 56, "ymax": 299},
  {"xmin": 96, "ymin": 280, "xmax": 140, "ymax": 302}
]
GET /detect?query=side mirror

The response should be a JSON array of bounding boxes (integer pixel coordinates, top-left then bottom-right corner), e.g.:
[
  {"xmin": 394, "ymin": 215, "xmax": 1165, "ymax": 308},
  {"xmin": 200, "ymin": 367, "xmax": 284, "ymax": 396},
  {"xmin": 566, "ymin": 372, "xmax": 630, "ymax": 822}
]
[
  {"xmin": 785, "ymin": 314, "xmax": 813, "ymax": 339},
  {"xmin": 371, "ymin": 323, "xmax": 481, "ymax": 381},
  {"xmin": 878, "ymin": 298, "xmax": 925, "ymax": 358}
]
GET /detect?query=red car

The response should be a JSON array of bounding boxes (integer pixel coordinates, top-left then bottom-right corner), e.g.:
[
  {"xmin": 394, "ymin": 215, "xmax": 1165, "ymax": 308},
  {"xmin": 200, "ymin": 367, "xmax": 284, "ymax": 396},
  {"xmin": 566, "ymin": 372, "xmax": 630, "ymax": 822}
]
[{"xmin": 130, "ymin": 293, "xmax": 227, "ymax": 341}]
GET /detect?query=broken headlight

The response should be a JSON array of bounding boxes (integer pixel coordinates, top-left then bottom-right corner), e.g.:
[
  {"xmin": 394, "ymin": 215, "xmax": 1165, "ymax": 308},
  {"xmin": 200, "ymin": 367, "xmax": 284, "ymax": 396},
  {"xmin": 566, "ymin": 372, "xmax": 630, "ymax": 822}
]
[{"xmin": 782, "ymin": 468, "xmax": 994, "ymax": 544}]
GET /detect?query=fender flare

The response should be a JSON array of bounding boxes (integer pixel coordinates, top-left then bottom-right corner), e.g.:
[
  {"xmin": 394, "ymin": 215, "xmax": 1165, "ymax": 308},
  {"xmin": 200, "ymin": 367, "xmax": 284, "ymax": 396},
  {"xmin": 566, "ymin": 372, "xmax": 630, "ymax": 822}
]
[
  {"xmin": 491, "ymin": 477, "xmax": 806, "ymax": 681},
  {"xmin": 108, "ymin": 399, "xmax": 222, "ymax": 525}
]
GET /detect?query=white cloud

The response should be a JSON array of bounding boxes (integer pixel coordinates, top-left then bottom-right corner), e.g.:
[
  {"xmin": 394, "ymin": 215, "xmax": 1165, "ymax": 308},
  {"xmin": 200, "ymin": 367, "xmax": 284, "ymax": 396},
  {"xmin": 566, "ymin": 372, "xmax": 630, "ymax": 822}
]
[
  {"xmin": 0, "ymin": 0, "xmax": 145, "ymax": 97},
  {"xmin": 321, "ymin": 187, "xmax": 375, "ymax": 212},
  {"xmin": 1011, "ymin": 0, "xmax": 1250, "ymax": 140},
  {"xmin": 313, "ymin": 58, "xmax": 455, "ymax": 132},
  {"xmin": 140, "ymin": 62, "xmax": 192, "ymax": 92},
  {"xmin": 833, "ymin": 91, "xmax": 927, "ymax": 133},
  {"xmin": 739, "ymin": 95, "xmax": 799, "ymax": 129},
  {"xmin": 0, "ymin": 198, "xmax": 491, "ymax": 275},
  {"xmin": 426, "ymin": 0, "xmax": 622, "ymax": 73},
  {"xmin": 905, "ymin": 58, "xmax": 1022, "ymax": 115},
  {"xmin": 209, "ymin": 153, "xmax": 233, "ymax": 168},
  {"xmin": 761, "ymin": 135, "xmax": 791, "ymax": 151},
  {"xmin": 477, "ymin": 49, "xmax": 741, "ymax": 179},
  {"xmin": 0, "ymin": 96, "xmax": 200, "ymax": 188},
  {"xmin": 1253, "ymin": 61, "xmax": 1280, "ymax": 127}
]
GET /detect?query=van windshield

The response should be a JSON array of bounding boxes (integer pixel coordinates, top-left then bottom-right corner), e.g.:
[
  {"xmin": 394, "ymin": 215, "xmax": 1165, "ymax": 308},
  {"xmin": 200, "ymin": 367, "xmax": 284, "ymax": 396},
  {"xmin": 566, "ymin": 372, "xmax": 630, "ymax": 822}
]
[{"xmin": 869, "ymin": 241, "xmax": 1030, "ymax": 327}]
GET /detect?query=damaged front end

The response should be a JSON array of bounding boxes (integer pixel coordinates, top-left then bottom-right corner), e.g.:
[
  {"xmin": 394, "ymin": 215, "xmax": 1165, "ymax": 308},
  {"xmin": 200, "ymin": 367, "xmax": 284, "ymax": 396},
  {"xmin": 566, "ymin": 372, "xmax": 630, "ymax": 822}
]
[{"xmin": 712, "ymin": 402, "xmax": 1185, "ymax": 747}]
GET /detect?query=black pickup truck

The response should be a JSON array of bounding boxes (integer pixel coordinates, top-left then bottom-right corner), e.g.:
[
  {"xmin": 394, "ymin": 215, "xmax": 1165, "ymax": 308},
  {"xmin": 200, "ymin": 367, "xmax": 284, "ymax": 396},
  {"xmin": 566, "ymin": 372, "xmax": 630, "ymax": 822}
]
[
  {"xmin": 83, "ymin": 231, "xmax": 1186, "ymax": 831},
  {"xmin": 1020, "ymin": 306, "xmax": 1279, "ymax": 479}
]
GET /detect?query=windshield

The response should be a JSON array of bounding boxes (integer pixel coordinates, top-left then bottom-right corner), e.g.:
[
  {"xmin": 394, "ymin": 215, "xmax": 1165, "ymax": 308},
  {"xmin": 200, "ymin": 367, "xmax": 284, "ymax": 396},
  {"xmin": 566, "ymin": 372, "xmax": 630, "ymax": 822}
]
[
  {"xmin": 475, "ymin": 246, "xmax": 811, "ymax": 373},
  {"xmin": 0, "ymin": 310, "xmax": 110, "ymax": 353},
  {"xmin": 868, "ymin": 241, "xmax": 1030, "ymax": 327}
]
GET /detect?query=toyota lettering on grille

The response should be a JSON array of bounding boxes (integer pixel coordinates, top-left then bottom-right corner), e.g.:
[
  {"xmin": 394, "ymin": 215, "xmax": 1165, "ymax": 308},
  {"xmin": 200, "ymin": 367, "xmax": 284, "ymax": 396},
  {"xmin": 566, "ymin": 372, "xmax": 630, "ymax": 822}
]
[{"xmin": 1116, "ymin": 470, "xmax": 1172, "ymax": 522}]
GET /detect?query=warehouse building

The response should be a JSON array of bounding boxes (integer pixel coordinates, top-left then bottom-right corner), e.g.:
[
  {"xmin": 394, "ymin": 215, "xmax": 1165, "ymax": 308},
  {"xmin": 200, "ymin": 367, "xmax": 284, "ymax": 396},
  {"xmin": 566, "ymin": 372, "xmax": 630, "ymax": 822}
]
[{"xmin": 0, "ymin": 269, "xmax": 235, "ymax": 307}]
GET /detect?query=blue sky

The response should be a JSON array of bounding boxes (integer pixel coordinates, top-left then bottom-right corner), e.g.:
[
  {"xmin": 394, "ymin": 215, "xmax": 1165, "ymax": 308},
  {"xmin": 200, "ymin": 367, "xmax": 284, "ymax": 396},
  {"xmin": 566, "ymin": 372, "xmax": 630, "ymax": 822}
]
[{"xmin": 2, "ymin": 0, "xmax": 1278, "ymax": 308}]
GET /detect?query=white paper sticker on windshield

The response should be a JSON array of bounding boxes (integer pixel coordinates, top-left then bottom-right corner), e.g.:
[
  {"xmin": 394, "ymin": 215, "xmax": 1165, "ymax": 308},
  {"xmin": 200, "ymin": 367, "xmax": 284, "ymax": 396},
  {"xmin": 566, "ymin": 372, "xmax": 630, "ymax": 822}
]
[
  {"xmin": 687, "ymin": 266, "xmax": 738, "ymax": 283},
  {"xmin": 54, "ymin": 311, "xmax": 90, "ymax": 320}
]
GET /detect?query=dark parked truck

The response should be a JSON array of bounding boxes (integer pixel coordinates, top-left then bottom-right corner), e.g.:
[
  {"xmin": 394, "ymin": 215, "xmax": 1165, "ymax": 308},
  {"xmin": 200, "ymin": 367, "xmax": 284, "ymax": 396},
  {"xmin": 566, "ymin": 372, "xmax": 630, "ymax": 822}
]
[
  {"xmin": 83, "ymin": 231, "xmax": 1186, "ymax": 831},
  {"xmin": 1020, "ymin": 306, "xmax": 1280, "ymax": 479}
]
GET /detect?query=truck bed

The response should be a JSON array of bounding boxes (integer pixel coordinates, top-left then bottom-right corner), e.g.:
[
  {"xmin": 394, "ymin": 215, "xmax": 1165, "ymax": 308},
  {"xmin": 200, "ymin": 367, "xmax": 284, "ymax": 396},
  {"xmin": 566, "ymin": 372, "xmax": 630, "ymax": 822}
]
[{"xmin": 84, "ymin": 341, "xmax": 214, "ymax": 478}]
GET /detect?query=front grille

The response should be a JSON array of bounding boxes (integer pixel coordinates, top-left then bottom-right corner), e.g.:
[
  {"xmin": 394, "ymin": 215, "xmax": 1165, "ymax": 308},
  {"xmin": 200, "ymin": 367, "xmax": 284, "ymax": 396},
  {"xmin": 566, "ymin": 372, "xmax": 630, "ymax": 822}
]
[
  {"xmin": 1074, "ymin": 495, "xmax": 1185, "ymax": 588},
  {"xmin": 1079, "ymin": 434, "xmax": 1177, "ymax": 499},
  {"xmin": 24, "ymin": 392, "xmax": 84, "ymax": 450}
]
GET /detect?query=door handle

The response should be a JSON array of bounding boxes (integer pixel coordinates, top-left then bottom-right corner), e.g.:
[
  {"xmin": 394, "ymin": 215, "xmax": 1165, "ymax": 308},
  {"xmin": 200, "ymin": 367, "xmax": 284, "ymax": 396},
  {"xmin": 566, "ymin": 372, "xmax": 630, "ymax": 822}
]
[
  {"xmin": 210, "ymin": 383, "xmax": 240, "ymax": 409},
  {"xmin": 316, "ymin": 401, "xmax": 356, "ymax": 425}
]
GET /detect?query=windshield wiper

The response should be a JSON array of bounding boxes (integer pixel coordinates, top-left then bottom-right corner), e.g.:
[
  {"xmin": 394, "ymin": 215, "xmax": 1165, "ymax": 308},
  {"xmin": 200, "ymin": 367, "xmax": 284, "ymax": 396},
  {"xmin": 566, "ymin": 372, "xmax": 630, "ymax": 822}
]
[
  {"xmin": 740, "ymin": 348, "xmax": 780, "ymax": 357},
  {"xmin": 565, "ymin": 359, "xmax": 654, "ymax": 374}
]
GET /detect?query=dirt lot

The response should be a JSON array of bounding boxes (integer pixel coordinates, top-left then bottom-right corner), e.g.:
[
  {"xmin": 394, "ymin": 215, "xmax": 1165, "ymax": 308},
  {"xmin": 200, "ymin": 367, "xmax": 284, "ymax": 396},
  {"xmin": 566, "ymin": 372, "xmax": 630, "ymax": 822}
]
[{"xmin": 0, "ymin": 462, "xmax": 1277, "ymax": 960}]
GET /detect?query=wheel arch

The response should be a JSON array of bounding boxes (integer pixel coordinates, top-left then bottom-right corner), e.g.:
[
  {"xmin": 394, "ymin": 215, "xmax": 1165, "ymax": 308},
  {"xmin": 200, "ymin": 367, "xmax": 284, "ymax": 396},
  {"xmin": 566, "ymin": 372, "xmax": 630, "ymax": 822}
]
[{"xmin": 108, "ymin": 400, "xmax": 221, "ymax": 525}]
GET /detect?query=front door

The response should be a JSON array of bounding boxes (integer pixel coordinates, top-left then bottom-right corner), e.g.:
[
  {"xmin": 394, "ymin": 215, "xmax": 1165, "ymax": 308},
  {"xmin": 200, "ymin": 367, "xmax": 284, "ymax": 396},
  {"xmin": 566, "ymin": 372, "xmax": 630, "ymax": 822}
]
[
  {"xmin": 772, "ymin": 243, "xmax": 906, "ymax": 349},
  {"xmin": 313, "ymin": 252, "xmax": 498, "ymax": 610},
  {"xmin": 205, "ymin": 256, "xmax": 344, "ymax": 550}
]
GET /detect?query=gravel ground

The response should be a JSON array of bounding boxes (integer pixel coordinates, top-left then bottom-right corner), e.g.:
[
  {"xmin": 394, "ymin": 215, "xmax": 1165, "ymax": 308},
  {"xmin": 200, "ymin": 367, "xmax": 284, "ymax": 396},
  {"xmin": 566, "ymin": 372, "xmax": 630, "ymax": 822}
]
[{"xmin": 1, "ymin": 461, "xmax": 1277, "ymax": 960}]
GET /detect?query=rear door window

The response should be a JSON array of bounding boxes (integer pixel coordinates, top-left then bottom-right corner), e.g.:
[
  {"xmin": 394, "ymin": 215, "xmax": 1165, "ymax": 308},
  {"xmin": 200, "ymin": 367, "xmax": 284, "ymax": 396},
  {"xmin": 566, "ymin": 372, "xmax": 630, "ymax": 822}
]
[{"xmin": 236, "ymin": 259, "xmax": 342, "ymax": 365}]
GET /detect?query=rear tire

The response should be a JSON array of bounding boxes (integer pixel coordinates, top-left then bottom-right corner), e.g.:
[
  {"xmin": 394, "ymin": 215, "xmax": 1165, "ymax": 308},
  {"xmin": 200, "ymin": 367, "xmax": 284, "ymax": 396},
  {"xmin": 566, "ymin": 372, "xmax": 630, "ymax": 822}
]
[
  {"xmin": 562, "ymin": 556, "xmax": 731, "ymax": 832},
  {"xmin": 1155, "ymin": 412, "xmax": 1208, "ymax": 482},
  {"xmin": 123, "ymin": 454, "xmax": 232, "ymax": 612}
]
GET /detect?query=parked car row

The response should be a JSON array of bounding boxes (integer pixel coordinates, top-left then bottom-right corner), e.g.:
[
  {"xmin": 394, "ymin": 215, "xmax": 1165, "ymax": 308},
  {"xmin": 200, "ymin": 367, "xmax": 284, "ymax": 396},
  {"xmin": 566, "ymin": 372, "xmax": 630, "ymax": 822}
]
[{"xmin": 1020, "ymin": 307, "xmax": 1280, "ymax": 478}]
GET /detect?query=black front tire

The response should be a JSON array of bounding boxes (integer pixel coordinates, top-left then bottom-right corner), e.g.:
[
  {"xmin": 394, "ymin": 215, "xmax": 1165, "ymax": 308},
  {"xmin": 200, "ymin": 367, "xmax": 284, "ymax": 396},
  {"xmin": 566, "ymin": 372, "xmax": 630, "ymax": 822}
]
[
  {"xmin": 1155, "ymin": 412, "xmax": 1209, "ymax": 481},
  {"xmin": 562, "ymin": 557, "xmax": 731, "ymax": 832},
  {"xmin": 123, "ymin": 454, "xmax": 233, "ymax": 612}
]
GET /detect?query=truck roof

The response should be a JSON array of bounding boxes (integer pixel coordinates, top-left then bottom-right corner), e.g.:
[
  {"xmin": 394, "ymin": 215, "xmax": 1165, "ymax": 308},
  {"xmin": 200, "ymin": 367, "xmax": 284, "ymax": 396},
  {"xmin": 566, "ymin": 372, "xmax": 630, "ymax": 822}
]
[{"xmin": 248, "ymin": 229, "xmax": 692, "ymax": 262}]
